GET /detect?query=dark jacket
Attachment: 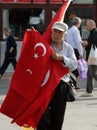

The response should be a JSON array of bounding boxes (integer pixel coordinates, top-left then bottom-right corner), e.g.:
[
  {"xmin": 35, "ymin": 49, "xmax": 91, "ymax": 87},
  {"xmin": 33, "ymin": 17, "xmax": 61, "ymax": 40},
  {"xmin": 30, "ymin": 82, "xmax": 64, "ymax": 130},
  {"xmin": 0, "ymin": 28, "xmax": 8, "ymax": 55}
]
[
  {"xmin": 5, "ymin": 35, "xmax": 17, "ymax": 58},
  {"xmin": 85, "ymin": 28, "xmax": 97, "ymax": 61}
]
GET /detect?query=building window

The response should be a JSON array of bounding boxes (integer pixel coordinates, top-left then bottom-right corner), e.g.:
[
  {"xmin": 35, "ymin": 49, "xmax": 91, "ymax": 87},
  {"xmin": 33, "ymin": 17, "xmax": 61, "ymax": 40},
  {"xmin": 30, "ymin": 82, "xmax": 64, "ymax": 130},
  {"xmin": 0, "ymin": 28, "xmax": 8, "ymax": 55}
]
[
  {"xmin": 17, "ymin": 0, "xmax": 31, "ymax": 3},
  {"xmin": 1, "ymin": 0, "xmax": 31, "ymax": 3},
  {"xmin": 33, "ymin": 0, "xmax": 46, "ymax": 4},
  {"xmin": 1, "ymin": 0, "xmax": 14, "ymax": 2},
  {"xmin": 1, "ymin": 0, "xmax": 64, "ymax": 3},
  {"xmin": 3, "ymin": 8, "xmax": 46, "ymax": 39},
  {"xmin": 50, "ymin": 0, "xmax": 63, "ymax": 4}
]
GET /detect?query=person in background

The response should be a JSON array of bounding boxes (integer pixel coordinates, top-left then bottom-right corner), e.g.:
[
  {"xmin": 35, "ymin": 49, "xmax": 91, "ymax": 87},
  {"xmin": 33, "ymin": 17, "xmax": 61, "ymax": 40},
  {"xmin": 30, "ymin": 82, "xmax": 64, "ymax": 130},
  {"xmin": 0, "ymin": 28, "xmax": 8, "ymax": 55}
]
[
  {"xmin": 66, "ymin": 17, "xmax": 84, "ymax": 89},
  {"xmin": 81, "ymin": 19, "xmax": 97, "ymax": 97},
  {"xmin": 0, "ymin": 28, "xmax": 17, "ymax": 79},
  {"xmin": 37, "ymin": 21, "xmax": 77, "ymax": 130}
]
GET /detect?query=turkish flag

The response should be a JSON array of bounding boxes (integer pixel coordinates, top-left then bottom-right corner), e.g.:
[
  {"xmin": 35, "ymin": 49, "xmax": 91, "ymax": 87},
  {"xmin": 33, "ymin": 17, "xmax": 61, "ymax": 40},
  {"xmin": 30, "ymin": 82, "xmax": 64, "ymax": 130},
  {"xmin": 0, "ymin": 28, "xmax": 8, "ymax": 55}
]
[
  {"xmin": 0, "ymin": 29, "xmax": 69, "ymax": 128},
  {"xmin": 0, "ymin": 0, "xmax": 72, "ymax": 129}
]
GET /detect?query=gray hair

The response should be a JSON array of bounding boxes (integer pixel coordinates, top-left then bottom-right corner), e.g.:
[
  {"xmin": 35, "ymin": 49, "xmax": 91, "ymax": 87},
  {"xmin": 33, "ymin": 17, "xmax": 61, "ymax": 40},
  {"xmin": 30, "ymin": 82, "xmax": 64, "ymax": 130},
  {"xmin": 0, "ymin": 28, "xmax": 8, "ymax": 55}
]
[
  {"xmin": 3, "ymin": 28, "xmax": 11, "ymax": 33},
  {"xmin": 86, "ymin": 19, "xmax": 96, "ymax": 27},
  {"xmin": 72, "ymin": 17, "xmax": 81, "ymax": 25}
]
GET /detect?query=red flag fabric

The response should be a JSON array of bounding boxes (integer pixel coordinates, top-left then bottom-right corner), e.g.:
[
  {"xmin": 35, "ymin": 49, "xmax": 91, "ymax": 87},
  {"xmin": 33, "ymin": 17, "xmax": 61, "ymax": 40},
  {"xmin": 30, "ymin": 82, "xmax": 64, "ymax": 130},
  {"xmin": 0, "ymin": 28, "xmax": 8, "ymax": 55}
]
[
  {"xmin": 0, "ymin": 0, "xmax": 72, "ymax": 129},
  {"xmin": 43, "ymin": 0, "xmax": 72, "ymax": 44},
  {"xmin": 0, "ymin": 29, "xmax": 69, "ymax": 128}
]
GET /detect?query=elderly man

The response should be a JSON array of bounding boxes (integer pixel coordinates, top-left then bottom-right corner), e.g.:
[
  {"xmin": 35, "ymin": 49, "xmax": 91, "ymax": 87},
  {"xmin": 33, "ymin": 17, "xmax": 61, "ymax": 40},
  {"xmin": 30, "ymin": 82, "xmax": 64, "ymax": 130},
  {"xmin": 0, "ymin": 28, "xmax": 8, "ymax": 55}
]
[
  {"xmin": 81, "ymin": 19, "xmax": 97, "ymax": 97},
  {"xmin": 37, "ymin": 21, "xmax": 77, "ymax": 130},
  {"xmin": 66, "ymin": 17, "xmax": 84, "ymax": 89}
]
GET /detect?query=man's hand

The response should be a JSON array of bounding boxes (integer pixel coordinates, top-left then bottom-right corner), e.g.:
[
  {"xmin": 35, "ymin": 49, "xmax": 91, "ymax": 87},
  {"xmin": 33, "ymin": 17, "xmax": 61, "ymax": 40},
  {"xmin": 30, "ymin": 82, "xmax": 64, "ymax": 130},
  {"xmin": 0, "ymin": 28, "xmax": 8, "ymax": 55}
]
[
  {"xmin": 9, "ymin": 47, "xmax": 14, "ymax": 53},
  {"xmin": 79, "ymin": 55, "xmax": 83, "ymax": 59},
  {"xmin": 82, "ymin": 41, "xmax": 88, "ymax": 47},
  {"xmin": 51, "ymin": 52, "xmax": 63, "ymax": 61}
]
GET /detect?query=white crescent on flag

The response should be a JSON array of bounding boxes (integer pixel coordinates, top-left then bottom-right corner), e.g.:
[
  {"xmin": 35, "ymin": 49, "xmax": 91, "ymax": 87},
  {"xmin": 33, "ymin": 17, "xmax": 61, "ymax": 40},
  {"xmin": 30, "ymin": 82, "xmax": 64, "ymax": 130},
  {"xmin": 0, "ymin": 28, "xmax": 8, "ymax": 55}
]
[
  {"xmin": 41, "ymin": 69, "xmax": 50, "ymax": 87},
  {"xmin": 34, "ymin": 42, "xmax": 46, "ymax": 58}
]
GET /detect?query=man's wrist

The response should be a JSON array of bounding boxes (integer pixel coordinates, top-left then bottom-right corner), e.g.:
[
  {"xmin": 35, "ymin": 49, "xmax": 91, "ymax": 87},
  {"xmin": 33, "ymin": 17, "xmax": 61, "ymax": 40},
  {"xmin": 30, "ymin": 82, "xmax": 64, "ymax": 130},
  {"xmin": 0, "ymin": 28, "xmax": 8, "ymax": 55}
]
[
  {"xmin": 59, "ymin": 55, "xmax": 64, "ymax": 62},
  {"xmin": 61, "ymin": 56, "xmax": 64, "ymax": 62}
]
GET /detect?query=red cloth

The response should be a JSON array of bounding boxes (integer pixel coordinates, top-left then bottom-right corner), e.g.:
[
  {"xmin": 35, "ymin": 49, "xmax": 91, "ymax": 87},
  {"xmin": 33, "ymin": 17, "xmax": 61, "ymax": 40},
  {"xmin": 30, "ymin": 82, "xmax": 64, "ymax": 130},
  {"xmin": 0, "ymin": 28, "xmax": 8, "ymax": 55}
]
[
  {"xmin": 43, "ymin": 0, "xmax": 72, "ymax": 44},
  {"xmin": 0, "ymin": 0, "xmax": 71, "ymax": 129}
]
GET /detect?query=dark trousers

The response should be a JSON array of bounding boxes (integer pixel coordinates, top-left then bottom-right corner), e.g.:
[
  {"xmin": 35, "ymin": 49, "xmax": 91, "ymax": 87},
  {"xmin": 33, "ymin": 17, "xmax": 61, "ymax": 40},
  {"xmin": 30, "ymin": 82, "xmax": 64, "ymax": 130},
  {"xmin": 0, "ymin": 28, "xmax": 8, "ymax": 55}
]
[
  {"xmin": 86, "ymin": 65, "xmax": 97, "ymax": 93},
  {"xmin": 37, "ymin": 81, "xmax": 67, "ymax": 130},
  {"xmin": 0, "ymin": 57, "xmax": 17, "ymax": 77},
  {"xmin": 71, "ymin": 69, "xmax": 79, "ymax": 87},
  {"xmin": 71, "ymin": 49, "xmax": 79, "ymax": 87}
]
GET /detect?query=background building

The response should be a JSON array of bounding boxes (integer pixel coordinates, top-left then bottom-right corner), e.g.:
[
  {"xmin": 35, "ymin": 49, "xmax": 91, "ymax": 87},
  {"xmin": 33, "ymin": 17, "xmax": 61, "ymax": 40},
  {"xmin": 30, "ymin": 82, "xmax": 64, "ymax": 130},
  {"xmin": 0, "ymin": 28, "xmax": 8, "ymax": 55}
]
[{"xmin": 0, "ymin": 0, "xmax": 97, "ymax": 72}]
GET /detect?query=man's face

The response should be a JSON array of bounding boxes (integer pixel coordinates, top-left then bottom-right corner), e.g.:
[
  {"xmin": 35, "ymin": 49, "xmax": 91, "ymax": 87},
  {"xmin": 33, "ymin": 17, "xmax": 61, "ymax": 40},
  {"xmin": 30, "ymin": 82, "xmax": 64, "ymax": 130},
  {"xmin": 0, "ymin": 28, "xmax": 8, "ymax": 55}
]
[
  {"xmin": 86, "ymin": 22, "xmax": 92, "ymax": 31},
  {"xmin": 77, "ymin": 22, "xmax": 81, "ymax": 28},
  {"xmin": 3, "ymin": 30, "xmax": 9, "ymax": 37},
  {"xmin": 51, "ymin": 29, "xmax": 65, "ymax": 44}
]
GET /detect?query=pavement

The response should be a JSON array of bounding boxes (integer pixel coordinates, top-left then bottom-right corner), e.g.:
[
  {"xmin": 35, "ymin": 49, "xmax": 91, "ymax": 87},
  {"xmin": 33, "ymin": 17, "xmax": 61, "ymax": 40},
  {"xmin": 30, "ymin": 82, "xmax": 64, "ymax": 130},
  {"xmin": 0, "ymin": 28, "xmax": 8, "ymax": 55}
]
[{"xmin": 0, "ymin": 74, "xmax": 97, "ymax": 130}]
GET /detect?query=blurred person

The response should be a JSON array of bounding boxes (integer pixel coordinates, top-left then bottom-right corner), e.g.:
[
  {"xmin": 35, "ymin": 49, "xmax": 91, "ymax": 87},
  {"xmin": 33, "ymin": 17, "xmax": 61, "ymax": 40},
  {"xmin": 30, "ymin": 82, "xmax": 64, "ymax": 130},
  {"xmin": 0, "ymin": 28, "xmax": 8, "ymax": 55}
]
[
  {"xmin": 66, "ymin": 17, "xmax": 84, "ymax": 89},
  {"xmin": 0, "ymin": 28, "xmax": 17, "ymax": 79},
  {"xmin": 81, "ymin": 19, "xmax": 97, "ymax": 97},
  {"xmin": 37, "ymin": 21, "xmax": 77, "ymax": 130}
]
